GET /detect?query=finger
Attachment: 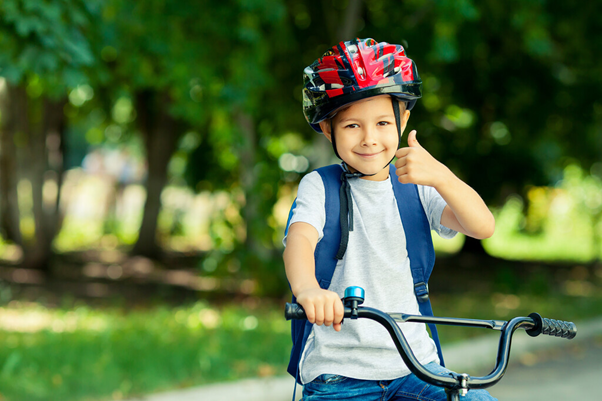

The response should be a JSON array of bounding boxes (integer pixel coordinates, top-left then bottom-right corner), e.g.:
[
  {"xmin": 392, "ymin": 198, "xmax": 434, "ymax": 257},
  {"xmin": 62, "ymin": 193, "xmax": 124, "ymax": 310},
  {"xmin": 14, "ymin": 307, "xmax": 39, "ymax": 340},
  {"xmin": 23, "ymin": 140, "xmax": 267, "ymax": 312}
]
[
  {"xmin": 333, "ymin": 322, "xmax": 342, "ymax": 332},
  {"xmin": 398, "ymin": 173, "xmax": 412, "ymax": 184},
  {"xmin": 314, "ymin": 303, "xmax": 325, "ymax": 326},
  {"xmin": 304, "ymin": 305, "xmax": 316, "ymax": 324},
  {"xmin": 323, "ymin": 304, "xmax": 334, "ymax": 327},
  {"xmin": 394, "ymin": 158, "xmax": 405, "ymax": 169},
  {"xmin": 333, "ymin": 299, "xmax": 345, "ymax": 325},
  {"xmin": 395, "ymin": 164, "xmax": 408, "ymax": 177},
  {"xmin": 395, "ymin": 147, "xmax": 410, "ymax": 159},
  {"xmin": 407, "ymin": 130, "xmax": 421, "ymax": 148},
  {"xmin": 394, "ymin": 155, "xmax": 408, "ymax": 170}
]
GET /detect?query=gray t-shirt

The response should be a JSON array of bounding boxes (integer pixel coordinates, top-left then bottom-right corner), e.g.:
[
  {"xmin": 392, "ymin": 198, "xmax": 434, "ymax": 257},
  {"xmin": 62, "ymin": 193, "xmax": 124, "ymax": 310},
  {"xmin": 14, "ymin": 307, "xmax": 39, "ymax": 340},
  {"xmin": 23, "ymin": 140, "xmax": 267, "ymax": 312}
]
[{"xmin": 284, "ymin": 165, "xmax": 456, "ymax": 384}]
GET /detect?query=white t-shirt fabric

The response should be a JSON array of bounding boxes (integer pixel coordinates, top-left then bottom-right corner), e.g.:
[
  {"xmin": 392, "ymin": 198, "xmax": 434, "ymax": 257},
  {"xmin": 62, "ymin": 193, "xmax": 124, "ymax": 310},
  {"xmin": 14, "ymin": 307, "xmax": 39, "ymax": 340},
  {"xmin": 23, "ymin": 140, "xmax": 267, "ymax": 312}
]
[{"xmin": 284, "ymin": 165, "xmax": 457, "ymax": 384}]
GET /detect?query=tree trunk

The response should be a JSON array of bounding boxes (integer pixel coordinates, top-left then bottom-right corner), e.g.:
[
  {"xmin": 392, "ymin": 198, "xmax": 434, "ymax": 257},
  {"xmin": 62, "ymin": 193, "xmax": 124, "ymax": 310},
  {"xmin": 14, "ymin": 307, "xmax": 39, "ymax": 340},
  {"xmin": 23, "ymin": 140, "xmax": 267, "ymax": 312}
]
[
  {"xmin": 131, "ymin": 90, "xmax": 180, "ymax": 259},
  {"xmin": 0, "ymin": 82, "xmax": 22, "ymax": 246},
  {"xmin": 25, "ymin": 98, "xmax": 67, "ymax": 272},
  {"xmin": 0, "ymin": 83, "xmax": 66, "ymax": 272},
  {"xmin": 236, "ymin": 110, "xmax": 267, "ymax": 259},
  {"xmin": 22, "ymin": 95, "xmax": 67, "ymax": 272},
  {"xmin": 337, "ymin": 0, "xmax": 363, "ymax": 40}
]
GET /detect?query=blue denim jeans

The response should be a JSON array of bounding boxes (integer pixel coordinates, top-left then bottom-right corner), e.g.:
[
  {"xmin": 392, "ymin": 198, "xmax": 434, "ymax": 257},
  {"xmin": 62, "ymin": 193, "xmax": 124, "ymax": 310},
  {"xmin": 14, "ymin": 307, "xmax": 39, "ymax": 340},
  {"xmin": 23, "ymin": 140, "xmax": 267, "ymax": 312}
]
[{"xmin": 302, "ymin": 362, "xmax": 497, "ymax": 401}]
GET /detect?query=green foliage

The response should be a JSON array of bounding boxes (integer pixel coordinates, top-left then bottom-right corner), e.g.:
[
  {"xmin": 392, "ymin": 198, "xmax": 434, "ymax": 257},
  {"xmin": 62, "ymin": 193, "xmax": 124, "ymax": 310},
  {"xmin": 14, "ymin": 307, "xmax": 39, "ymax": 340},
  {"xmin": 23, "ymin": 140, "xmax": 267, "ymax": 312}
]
[
  {"xmin": 0, "ymin": 0, "xmax": 99, "ymax": 92},
  {"xmin": 485, "ymin": 164, "xmax": 602, "ymax": 262}
]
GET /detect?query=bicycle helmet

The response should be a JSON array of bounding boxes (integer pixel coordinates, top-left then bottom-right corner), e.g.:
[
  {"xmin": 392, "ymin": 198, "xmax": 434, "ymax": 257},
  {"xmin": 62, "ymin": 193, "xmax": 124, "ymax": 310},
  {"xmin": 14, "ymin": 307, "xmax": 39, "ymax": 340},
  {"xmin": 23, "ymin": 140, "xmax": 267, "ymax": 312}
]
[{"xmin": 302, "ymin": 38, "xmax": 422, "ymax": 133}]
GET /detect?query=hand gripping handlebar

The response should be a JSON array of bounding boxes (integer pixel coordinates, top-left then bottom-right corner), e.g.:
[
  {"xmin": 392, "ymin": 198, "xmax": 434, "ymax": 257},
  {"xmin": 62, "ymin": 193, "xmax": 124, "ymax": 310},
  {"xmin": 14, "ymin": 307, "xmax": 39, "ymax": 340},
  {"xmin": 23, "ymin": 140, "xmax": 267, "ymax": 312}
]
[{"xmin": 285, "ymin": 286, "xmax": 577, "ymax": 401}]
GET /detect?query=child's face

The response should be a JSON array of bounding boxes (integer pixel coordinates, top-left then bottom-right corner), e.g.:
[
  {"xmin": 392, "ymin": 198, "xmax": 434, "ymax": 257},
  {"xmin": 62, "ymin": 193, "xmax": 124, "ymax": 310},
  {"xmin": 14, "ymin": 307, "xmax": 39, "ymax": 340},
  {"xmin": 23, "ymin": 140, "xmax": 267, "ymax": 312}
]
[{"xmin": 320, "ymin": 95, "xmax": 410, "ymax": 181}]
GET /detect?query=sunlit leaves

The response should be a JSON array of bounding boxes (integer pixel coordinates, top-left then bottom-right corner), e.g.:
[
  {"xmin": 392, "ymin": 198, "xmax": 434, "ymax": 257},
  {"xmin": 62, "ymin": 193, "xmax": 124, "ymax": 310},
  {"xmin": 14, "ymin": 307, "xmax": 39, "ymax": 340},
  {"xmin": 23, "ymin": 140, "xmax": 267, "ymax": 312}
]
[
  {"xmin": 489, "ymin": 122, "xmax": 510, "ymax": 145},
  {"xmin": 443, "ymin": 105, "xmax": 475, "ymax": 129},
  {"xmin": 68, "ymin": 84, "xmax": 94, "ymax": 107},
  {"xmin": 111, "ymin": 97, "xmax": 135, "ymax": 125}
]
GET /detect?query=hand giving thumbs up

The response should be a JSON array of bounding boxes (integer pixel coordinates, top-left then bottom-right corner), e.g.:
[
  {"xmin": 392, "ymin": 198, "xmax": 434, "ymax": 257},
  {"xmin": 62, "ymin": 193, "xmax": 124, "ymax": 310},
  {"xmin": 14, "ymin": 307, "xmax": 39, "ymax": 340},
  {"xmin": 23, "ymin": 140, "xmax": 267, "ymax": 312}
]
[{"xmin": 394, "ymin": 130, "xmax": 452, "ymax": 187}]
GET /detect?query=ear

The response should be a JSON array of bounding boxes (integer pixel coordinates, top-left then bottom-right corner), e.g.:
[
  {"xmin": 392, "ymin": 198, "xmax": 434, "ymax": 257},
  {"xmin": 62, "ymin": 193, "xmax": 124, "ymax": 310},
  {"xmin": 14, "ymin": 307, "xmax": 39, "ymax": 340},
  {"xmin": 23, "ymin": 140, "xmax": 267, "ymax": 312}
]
[
  {"xmin": 398, "ymin": 109, "xmax": 411, "ymax": 133},
  {"xmin": 319, "ymin": 120, "xmax": 333, "ymax": 143}
]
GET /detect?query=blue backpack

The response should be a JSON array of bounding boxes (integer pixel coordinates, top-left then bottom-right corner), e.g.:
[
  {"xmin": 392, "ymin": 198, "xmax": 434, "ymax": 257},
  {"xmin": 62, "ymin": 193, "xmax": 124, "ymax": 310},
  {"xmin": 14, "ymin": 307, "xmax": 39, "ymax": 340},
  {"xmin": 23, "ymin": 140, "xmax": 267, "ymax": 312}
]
[{"xmin": 285, "ymin": 164, "xmax": 444, "ymax": 383}]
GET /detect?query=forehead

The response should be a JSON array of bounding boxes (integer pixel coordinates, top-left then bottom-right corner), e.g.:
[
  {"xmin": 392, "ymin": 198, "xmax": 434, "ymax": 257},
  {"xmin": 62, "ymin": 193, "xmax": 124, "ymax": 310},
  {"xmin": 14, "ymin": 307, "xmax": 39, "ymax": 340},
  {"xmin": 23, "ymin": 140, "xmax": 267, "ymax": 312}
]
[{"xmin": 336, "ymin": 95, "xmax": 393, "ymax": 118}]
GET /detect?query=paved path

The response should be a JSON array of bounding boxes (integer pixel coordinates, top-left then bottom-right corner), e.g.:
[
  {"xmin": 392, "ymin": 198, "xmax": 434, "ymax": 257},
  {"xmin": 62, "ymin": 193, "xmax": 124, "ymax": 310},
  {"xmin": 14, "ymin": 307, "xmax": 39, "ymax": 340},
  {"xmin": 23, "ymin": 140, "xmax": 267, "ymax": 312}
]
[
  {"xmin": 125, "ymin": 317, "xmax": 602, "ymax": 401},
  {"xmin": 489, "ymin": 335, "xmax": 602, "ymax": 400}
]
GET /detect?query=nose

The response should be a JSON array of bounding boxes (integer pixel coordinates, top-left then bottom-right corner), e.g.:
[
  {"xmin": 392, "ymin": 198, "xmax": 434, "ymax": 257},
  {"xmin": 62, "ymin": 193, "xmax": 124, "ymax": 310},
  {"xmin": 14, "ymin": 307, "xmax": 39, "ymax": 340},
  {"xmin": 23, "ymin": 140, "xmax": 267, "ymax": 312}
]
[{"xmin": 361, "ymin": 126, "xmax": 377, "ymax": 146}]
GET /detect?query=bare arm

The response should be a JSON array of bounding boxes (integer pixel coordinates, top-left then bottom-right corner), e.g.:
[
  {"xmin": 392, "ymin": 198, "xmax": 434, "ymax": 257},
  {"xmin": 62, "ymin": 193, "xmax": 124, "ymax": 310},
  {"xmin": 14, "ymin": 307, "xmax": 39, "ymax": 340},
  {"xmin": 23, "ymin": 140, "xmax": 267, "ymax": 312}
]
[
  {"xmin": 284, "ymin": 222, "xmax": 344, "ymax": 331},
  {"xmin": 436, "ymin": 176, "xmax": 495, "ymax": 239},
  {"xmin": 395, "ymin": 130, "xmax": 495, "ymax": 239}
]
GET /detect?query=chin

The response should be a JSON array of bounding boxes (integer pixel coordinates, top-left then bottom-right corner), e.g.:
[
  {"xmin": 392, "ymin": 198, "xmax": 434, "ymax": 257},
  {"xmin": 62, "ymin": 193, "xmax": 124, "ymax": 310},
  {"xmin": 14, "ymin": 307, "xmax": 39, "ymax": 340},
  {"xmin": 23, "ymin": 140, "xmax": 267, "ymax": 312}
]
[{"xmin": 356, "ymin": 164, "xmax": 390, "ymax": 180}]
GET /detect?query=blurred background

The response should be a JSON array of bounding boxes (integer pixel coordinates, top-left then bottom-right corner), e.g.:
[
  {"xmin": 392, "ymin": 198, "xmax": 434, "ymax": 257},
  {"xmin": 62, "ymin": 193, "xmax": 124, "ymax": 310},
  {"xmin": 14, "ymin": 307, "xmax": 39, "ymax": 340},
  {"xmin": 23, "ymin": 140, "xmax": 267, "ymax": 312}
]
[{"xmin": 0, "ymin": 0, "xmax": 600, "ymax": 400}]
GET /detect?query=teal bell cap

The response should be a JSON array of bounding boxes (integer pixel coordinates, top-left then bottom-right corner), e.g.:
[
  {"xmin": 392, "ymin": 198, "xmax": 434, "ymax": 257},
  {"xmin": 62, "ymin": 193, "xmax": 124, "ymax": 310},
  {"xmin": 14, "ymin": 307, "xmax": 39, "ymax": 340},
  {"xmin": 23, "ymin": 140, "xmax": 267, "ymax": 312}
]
[{"xmin": 344, "ymin": 286, "xmax": 365, "ymax": 301}]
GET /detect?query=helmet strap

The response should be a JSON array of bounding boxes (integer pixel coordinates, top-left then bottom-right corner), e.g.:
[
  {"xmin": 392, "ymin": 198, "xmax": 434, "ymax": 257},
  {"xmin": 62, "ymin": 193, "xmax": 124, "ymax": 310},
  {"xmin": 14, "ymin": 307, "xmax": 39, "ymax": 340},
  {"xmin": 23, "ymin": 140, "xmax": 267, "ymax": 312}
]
[
  {"xmin": 392, "ymin": 97, "xmax": 402, "ymax": 150},
  {"xmin": 330, "ymin": 119, "xmax": 342, "ymax": 160}
]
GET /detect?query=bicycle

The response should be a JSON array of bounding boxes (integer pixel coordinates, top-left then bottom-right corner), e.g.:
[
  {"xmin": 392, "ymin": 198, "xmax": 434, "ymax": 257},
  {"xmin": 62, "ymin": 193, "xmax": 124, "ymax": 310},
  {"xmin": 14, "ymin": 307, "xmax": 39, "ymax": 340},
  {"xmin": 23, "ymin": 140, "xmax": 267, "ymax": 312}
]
[{"xmin": 285, "ymin": 286, "xmax": 577, "ymax": 401}]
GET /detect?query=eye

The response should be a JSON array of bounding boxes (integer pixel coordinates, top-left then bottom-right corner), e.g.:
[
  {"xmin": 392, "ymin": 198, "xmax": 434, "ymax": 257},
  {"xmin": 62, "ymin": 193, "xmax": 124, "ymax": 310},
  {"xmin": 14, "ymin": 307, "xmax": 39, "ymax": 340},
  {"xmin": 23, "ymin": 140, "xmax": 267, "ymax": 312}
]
[
  {"xmin": 344, "ymin": 123, "xmax": 359, "ymax": 129},
  {"xmin": 377, "ymin": 121, "xmax": 391, "ymax": 126}
]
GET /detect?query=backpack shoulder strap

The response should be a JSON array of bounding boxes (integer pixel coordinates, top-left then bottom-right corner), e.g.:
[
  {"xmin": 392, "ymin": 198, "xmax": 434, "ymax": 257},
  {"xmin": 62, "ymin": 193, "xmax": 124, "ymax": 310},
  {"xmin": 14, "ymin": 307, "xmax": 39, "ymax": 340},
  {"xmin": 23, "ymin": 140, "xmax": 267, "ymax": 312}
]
[
  {"xmin": 388, "ymin": 164, "xmax": 444, "ymax": 365},
  {"xmin": 313, "ymin": 164, "xmax": 343, "ymax": 289},
  {"xmin": 388, "ymin": 164, "xmax": 436, "ymax": 293}
]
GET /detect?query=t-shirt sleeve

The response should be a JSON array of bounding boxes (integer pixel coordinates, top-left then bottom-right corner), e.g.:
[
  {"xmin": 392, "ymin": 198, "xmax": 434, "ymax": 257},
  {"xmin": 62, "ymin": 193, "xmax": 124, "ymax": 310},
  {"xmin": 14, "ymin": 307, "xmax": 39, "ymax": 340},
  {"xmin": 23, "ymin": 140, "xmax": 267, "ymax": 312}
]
[
  {"xmin": 282, "ymin": 171, "xmax": 326, "ymax": 247},
  {"xmin": 417, "ymin": 185, "xmax": 457, "ymax": 239}
]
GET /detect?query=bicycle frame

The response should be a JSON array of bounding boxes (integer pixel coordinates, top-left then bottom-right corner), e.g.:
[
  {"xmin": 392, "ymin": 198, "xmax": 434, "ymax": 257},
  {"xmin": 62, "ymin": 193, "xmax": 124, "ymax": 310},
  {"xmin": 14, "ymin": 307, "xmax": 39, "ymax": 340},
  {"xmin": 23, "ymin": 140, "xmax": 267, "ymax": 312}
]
[{"xmin": 285, "ymin": 286, "xmax": 577, "ymax": 401}]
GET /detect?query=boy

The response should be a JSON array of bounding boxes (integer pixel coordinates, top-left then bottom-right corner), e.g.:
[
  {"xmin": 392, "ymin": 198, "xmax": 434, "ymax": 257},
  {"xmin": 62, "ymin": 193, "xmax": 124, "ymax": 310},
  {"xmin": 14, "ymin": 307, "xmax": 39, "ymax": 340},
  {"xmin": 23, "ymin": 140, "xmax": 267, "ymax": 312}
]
[{"xmin": 284, "ymin": 38, "xmax": 496, "ymax": 400}]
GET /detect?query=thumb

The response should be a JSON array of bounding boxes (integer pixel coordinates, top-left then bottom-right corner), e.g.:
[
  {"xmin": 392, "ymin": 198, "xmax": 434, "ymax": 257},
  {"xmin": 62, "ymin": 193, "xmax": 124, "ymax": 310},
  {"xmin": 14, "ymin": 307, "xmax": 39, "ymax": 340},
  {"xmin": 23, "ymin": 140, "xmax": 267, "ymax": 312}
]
[{"xmin": 407, "ymin": 130, "xmax": 422, "ymax": 148}]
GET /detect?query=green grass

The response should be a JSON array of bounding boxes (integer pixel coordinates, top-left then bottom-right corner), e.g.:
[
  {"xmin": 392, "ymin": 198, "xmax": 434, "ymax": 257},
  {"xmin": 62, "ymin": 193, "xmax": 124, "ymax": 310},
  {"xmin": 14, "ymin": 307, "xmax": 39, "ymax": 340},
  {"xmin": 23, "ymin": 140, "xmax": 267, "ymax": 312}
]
[{"xmin": 0, "ymin": 301, "xmax": 292, "ymax": 401}]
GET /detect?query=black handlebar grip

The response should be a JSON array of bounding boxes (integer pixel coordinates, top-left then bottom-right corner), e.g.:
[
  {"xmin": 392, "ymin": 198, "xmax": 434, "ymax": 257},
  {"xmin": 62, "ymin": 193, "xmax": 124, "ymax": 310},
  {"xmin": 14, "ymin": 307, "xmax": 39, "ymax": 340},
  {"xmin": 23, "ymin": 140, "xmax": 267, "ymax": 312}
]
[
  {"xmin": 285, "ymin": 303, "xmax": 307, "ymax": 320},
  {"xmin": 526, "ymin": 312, "xmax": 577, "ymax": 339}
]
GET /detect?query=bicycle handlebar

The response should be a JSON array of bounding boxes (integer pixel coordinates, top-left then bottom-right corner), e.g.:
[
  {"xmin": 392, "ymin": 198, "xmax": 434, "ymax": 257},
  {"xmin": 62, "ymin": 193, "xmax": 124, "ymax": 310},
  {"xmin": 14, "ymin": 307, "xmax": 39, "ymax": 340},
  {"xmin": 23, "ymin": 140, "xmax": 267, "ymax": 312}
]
[{"xmin": 284, "ymin": 288, "xmax": 576, "ymax": 396}]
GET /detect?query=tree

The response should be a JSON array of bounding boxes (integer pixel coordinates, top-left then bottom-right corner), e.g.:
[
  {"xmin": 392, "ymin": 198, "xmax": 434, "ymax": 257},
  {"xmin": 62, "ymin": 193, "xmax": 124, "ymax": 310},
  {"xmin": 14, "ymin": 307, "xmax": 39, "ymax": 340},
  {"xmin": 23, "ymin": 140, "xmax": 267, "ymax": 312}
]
[
  {"xmin": 94, "ymin": 0, "xmax": 221, "ymax": 258},
  {"xmin": 0, "ymin": 0, "xmax": 99, "ymax": 271},
  {"xmin": 182, "ymin": 0, "xmax": 296, "ymax": 293}
]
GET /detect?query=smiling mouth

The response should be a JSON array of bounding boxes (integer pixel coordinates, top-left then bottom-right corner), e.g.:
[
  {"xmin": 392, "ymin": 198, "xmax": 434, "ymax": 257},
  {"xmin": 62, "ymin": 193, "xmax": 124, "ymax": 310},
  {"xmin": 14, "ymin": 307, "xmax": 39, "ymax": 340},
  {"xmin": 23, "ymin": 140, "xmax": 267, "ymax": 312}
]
[{"xmin": 355, "ymin": 150, "xmax": 384, "ymax": 157}]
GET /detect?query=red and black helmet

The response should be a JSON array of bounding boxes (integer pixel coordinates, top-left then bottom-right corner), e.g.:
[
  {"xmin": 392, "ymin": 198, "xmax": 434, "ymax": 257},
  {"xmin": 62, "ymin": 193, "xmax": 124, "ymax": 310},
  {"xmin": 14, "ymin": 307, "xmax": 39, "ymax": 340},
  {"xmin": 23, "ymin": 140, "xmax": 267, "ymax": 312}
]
[{"xmin": 302, "ymin": 38, "xmax": 422, "ymax": 133}]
